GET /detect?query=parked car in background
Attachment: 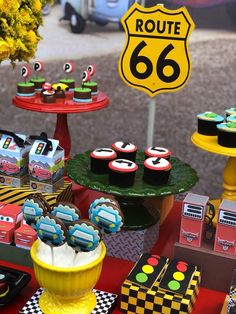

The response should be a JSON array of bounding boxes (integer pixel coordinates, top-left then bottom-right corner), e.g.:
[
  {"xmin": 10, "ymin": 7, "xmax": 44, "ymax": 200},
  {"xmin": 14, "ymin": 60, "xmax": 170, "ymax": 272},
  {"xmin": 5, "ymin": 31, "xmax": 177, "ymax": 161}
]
[
  {"xmin": 152, "ymin": 0, "xmax": 236, "ymax": 25},
  {"xmin": 60, "ymin": 0, "xmax": 146, "ymax": 33}
]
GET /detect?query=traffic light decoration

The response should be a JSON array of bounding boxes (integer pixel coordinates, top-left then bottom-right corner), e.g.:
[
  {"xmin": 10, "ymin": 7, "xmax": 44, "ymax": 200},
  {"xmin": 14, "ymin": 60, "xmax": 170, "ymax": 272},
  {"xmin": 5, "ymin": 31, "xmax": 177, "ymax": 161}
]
[
  {"xmin": 3, "ymin": 138, "xmax": 12, "ymax": 149},
  {"xmin": 35, "ymin": 143, "xmax": 45, "ymax": 155},
  {"xmin": 121, "ymin": 254, "xmax": 201, "ymax": 314},
  {"xmin": 126, "ymin": 254, "xmax": 168, "ymax": 289},
  {"xmin": 159, "ymin": 259, "xmax": 196, "ymax": 296}
]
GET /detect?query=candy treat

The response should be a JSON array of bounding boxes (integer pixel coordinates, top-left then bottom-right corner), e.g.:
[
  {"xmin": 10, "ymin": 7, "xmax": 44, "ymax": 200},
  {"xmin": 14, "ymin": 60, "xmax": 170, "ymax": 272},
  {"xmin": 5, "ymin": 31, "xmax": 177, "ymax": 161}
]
[
  {"xmin": 217, "ymin": 122, "xmax": 236, "ymax": 148},
  {"xmin": 67, "ymin": 219, "xmax": 101, "ymax": 252},
  {"xmin": 108, "ymin": 159, "xmax": 138, "ymax": 188},
  {"xmin": 51, "ymin": 202, "xmax": 82, "ymax": 227},
  {"xmin": 42, "ymin": 90, "xmax": 56, "ymax": 103},
  {"xmin": 88, "ymin": 197, "xmax": 119, "ymax": 217},
  {"xmin": 22, "ymin": 194, "xmax": 49, "ymax": 229},
  {"xmin": 17, "ymin": 82, "xmax": 35, "ymax": 97},
  {"xmin": 17, "ymin": 65, "xmax": 35, "ymax": 97},
  {"xmin": 145, "ymin": 147, "xmax": 172, "ymax": 161},
  {"xmin": 143, "ymin": 157, "xmax": 172, "ymax": 186},
  {"xmin": 90, "ymin": 148, "xmax": 117, "ymax": 174},
  {"xmin": 197, "ymin": 112, "xmax": 224, "ymax": 136},
  {"xmin": 73, "ymin": 70, "xmax": 92, "ymax": 103},
  {"xmin": 73, "ymin": 87, "xmax": 92, "ymax": 103},
  {"xmin": 82, "ymin": 65, "xmax": 97, "ymax": 95},
  {"xmin": 60, "ymin": 62, "xmax": 75, "ymax": 90},
  {"xmin": 30, "ymin": 61, "xmax": 46, "ymax": 90},
  {"xmin": 36, "ymin": 214, "xmax": 67, "ymax": 247},
  {"xmin": 89, "ymin": 201, "xmax": 124, "ymax": 234},
  {"xmin": 225, "ymin": 108, "xmax": 236, "ymax": 117},
  {"xmin": 112, "ymin": 141, "xmax": 137, "ymax": 162}
]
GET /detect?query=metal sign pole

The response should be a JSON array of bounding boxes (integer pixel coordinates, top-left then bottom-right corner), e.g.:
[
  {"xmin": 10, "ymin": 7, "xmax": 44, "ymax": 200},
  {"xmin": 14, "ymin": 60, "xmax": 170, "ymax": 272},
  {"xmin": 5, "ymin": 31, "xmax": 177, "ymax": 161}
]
[
  {"xmin": 147, "ymin": 98, "xmax": 156, "ymax": 146},
  {"xmin": 146, "ymin": 3, "xmax": 163, "ymax": 147}
]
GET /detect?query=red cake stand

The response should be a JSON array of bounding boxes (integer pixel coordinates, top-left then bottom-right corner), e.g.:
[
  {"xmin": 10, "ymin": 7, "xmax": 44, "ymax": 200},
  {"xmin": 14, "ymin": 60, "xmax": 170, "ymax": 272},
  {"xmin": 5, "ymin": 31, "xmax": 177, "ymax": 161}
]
[{"xmin": 12, "ymin": 91, "xmax": 110, "ymax": 160}]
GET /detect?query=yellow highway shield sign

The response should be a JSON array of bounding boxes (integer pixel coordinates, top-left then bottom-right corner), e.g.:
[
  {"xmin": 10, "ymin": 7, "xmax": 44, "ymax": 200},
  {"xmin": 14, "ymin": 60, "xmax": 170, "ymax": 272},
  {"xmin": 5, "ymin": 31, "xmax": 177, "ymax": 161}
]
[{"xmin": 119, "ymin": 4, "xmax": 195, "ymax": 97}]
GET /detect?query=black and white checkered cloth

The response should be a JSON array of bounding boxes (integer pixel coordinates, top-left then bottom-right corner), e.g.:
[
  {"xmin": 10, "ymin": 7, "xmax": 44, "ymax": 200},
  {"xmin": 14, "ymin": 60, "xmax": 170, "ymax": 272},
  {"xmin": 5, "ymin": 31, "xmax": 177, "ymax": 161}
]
[{"xmin": 19, "ymin": 288, "xmax": 117, "ymax": 314}]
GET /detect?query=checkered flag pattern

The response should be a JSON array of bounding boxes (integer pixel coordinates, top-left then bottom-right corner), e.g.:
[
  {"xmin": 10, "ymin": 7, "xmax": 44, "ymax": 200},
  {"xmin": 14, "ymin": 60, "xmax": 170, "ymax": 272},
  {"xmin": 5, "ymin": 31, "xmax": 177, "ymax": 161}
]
[
  {"xmin": 121, "ymin": 271, "xmax": 201, "ymax": 314},
  {"xmin": 228, "ymin": 289, "xmax": 236, "ymax": 314},
  {"xmin": 19, "ymin": 288, "xmax": 117, "ymax": 314}
]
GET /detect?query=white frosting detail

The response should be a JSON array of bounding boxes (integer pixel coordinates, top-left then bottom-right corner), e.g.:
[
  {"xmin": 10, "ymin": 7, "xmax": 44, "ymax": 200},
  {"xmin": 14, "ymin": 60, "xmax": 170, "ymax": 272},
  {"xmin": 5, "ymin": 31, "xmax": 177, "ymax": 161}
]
[
  {"xmin": 92, "ymin": 148, "xmax": 115, "ymax": 157},
  {"xmin": 145, "ymin": 157, "xmax": 170, "ymax": 168},
  {"xmin": 36, "ymin": 240, "xmax": 102, "ymax": 268},
  {"xmin": 114, "ymin": 141, "xmax": 135, "ymax": 151},
  {"xmin": 147, "ymin": 147, "xmax": 168, "ymax": 155},
  {"xmin": 111, "ymin": 159, "xmax": 136, "ymax": 170}
]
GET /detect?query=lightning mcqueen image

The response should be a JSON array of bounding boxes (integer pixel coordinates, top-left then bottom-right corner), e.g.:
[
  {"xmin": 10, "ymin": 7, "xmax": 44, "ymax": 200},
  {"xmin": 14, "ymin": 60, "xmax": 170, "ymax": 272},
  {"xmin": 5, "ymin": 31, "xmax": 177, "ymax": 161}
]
[
  {"xmin": 29, "ymin": 162, "xmax": 51, "ymax": 181},
  {"xmin": 0, "ymin": 157, "xmax": 20, "ymax": 175}
]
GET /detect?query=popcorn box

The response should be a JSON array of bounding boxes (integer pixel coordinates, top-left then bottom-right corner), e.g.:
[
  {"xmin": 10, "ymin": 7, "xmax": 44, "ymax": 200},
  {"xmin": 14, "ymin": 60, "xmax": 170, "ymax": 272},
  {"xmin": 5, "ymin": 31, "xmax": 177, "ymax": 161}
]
[
  {"xmin": 0, "ymin": 132, "xmax": 31, "ymax": 187},
  {"xmin": 121, "ymin": 254, "xmax": 201, "ymax": 314},
  {"xmin": 29, "ymin": 137, "xmax": 64, "ymax": 193}
]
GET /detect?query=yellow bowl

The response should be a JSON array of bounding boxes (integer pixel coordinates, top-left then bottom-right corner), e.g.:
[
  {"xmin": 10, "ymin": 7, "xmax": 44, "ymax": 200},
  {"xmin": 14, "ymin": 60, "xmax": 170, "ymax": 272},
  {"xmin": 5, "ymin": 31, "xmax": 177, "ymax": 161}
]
[{"xmin": 31, "ymin": 240, "xmax": 106, "ymax": 314}]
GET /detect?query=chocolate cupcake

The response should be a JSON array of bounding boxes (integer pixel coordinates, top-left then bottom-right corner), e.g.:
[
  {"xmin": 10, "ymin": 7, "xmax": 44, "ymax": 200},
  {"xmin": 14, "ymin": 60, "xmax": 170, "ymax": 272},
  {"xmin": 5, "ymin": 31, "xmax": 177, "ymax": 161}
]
[
  {"xmin": 17, "ymin": 82, "xmax": 35, "ymax": 97},
  {"xmin": 90, "ymin": 148, "xmax": 117, "ymax": 174},
  {"xmin": 43, "ymin": 90, "xmax": 56, "ymax": 103},
  {"xmin": 145, "ymin": 146, "xmax": 172, "ymax": 160},
  {"xmin": 60, "ymin": 79, "xmax": 75, "ymax": 90},
  {"xmin": 82, "ymin": 82, "xmax": 98, "ymax": 95},
  {"xmin": 30, "ymin": 77, "xmax": 46, "ymax": 91},
  {"xmin": 112, "ymin": 141, "xmax": 137, "ymax": 162},
  {"xmin": 197, "ymin": 112, "xmax": 224, "ymax": 136},
  {"xmin": 73, "ymin": 87, "xmax": 92, "ymax": 103},
  {"xmin": 217, "ymin": 122, "xmax": 236, "ymax": 148},
  {"xmin": 143, "ymin": 157, "xmax": 171, "ymax": 186},
  {"xmin": 108, "ymin": 159, "xmax": 138, "ymax": 188}
]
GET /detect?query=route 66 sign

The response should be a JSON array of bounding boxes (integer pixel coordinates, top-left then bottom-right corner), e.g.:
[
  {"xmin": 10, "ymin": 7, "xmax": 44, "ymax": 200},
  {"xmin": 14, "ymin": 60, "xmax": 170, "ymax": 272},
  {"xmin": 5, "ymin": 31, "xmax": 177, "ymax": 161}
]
[{"xmin": 118, "ymin": 4, "xmax": 195, "ymax": 97}]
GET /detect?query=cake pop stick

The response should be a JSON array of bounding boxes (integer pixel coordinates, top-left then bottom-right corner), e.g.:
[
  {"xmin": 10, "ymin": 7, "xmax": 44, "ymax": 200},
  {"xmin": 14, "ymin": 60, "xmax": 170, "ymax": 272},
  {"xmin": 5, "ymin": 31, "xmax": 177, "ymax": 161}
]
[
  {"xmin": 89, "ymin": 199, "xmax": 124, "ymax": 234},
  {"xmin": 36, "ymin": 214, "xmax": 67, "ymax": 265},
  {"xmin": 67, "ymin": 220, "xmax": 101, "ymax": 265},
  {"xmin": 21, "ymin": 64, "xmax": 30, "ymax": 84}
]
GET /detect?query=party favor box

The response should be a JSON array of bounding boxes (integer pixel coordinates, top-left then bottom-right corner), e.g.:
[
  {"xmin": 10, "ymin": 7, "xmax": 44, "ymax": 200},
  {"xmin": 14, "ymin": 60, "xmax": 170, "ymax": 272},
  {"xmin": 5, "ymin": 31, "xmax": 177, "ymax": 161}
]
[
  {"xmin": 29, "ymin": 138, "xmax": 64, "ymax": 193},
  {"xmin": 121, "ymin": 254, "xmax": 201, "ymax": 314},
  {"xmin": 0, "ymin": 133, "xmax": 31, "ymax": 187}
]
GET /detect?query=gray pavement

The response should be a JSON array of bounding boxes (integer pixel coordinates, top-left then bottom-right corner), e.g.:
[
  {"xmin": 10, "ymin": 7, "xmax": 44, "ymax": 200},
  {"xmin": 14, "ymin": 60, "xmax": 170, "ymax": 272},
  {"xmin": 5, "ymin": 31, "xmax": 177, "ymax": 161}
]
[{"xmin": 0, "ymin": 4, "xmax": 235, "ymax": 199}]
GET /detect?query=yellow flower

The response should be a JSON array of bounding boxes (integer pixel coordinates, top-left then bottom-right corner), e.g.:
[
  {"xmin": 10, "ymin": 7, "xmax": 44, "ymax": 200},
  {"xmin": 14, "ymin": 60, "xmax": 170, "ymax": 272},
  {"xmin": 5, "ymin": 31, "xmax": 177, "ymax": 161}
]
[
  {"xmin": 0, "ymin": 39, "xmax": 11, "ymax": 61},
  {"xmin": 32, "ymin": 0, "xmax": 42, "ymax": 13},
  {"xmin": 0, "ymin": 0, "xmax": 51, "ymax": 63}
]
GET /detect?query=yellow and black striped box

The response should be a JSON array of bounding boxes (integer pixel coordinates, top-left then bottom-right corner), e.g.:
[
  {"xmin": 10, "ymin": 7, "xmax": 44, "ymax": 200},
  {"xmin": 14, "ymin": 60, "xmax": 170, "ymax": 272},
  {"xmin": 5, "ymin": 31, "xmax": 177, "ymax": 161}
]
[
  {"xmin": 0, "ymin": 181, "xmax": 72, "ymax": 206},
  {"xmin": 121, "ymin": 269, "xmax": 200, "ymax": 314}
]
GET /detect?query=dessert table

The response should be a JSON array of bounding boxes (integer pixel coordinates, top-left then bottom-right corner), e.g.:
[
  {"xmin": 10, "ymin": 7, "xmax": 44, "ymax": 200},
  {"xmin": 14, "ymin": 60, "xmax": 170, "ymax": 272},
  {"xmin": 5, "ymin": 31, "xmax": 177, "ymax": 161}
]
[
  {"xmin": 0, "ymin": 202, "xmax": 226, "ymax": 314},
  {"xmin": 12, "ymin": 91, "xmax": 110, "ymax": 160}
]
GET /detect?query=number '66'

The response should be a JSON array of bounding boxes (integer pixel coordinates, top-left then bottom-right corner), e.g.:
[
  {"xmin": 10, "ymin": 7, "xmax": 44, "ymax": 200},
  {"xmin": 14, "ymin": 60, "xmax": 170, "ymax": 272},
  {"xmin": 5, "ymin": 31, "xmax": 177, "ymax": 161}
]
[{"xmin": 130, "ymin": 41, "xmax": 180, "ymax": 83}]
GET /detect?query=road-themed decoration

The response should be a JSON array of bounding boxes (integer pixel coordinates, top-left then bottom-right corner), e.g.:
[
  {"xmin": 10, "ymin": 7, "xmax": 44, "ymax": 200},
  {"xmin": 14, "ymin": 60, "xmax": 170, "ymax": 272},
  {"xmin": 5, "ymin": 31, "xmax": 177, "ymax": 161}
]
[{"xmin": 119, "ymin": 3, "xmax": 195, "ymax": 97}]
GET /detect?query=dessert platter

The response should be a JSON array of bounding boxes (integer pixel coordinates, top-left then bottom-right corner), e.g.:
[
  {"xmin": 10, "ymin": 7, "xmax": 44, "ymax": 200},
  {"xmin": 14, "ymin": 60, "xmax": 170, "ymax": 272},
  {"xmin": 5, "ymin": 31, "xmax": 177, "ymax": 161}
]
[
  {"xmin": 12, "ymin": 63, "xmax": 109, "ymax": 160},
  {"xmin": 67, "ymin": 146, "xmax": 198, "ymax": 230}
]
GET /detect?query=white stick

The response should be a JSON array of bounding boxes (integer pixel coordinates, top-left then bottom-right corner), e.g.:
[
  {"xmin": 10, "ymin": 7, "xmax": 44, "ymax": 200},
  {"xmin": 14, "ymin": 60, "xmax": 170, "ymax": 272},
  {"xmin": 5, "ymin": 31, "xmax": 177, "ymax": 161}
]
[
  {"xmin": 147, "ymin": 97, "xmax": 156, "ymax": 147},
  {"xmin": 51, "ymin": 247, "xmax": 54, "ymax": 266}
]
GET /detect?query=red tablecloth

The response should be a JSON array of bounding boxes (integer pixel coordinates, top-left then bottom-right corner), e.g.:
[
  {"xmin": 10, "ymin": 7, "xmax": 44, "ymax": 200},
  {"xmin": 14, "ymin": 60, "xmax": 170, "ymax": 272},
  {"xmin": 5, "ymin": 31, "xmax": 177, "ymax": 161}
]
[{"xmin": 0, "ymin": 202, "xmax": 226, "ymax": 314}]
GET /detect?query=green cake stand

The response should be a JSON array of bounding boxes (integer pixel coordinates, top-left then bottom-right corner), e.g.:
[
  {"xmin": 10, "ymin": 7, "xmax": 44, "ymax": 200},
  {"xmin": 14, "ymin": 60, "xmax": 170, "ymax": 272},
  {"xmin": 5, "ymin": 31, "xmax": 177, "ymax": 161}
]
[{"xmin": 67, "ymin": 151, "xmax": 198, "ymax": 230}]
